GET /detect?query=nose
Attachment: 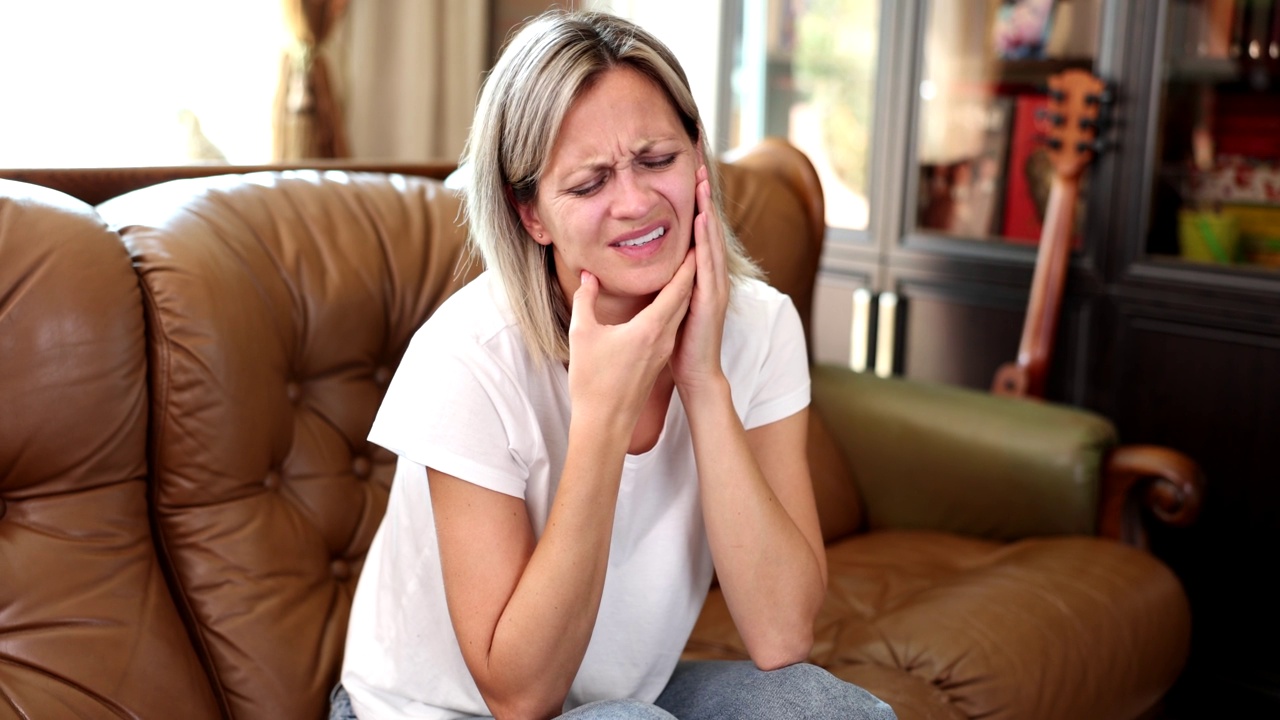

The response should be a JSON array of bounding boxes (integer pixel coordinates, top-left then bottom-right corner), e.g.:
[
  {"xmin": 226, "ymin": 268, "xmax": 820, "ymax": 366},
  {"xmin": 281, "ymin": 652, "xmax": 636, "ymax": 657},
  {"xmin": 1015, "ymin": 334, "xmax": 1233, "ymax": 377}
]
[{"xmin": 609, "ymin": 168, "xmax": 654, "ymax": 220}]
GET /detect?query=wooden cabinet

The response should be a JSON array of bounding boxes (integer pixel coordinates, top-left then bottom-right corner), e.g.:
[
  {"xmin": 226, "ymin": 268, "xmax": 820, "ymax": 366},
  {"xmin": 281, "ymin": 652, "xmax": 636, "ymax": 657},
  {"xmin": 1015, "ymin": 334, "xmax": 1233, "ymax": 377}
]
[{"xmin": 752, "ymin": 0, "xmax": 1280, "ymax": 713}]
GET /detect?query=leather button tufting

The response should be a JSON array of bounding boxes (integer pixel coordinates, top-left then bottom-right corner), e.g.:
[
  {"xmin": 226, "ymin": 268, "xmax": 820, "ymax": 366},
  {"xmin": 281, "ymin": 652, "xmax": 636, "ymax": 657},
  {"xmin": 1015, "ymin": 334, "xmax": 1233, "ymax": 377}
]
[
  {"xmin": 285, "ymin": 382, "xmax": 301, "ymax": 402},
  {"xmin": 263, "ymin": 471, "xmax": 282, "ymax": 490},
  {"xmin": 331, "ymin": 559, "xmax": 352, "ymax": 581},
  {"xmin": 373, "ymin": 366, "xmax": 392, "ymax": 386},
  {"xmin": 352, "ymin": 456, "xmax": 371, "ymax": 479}
]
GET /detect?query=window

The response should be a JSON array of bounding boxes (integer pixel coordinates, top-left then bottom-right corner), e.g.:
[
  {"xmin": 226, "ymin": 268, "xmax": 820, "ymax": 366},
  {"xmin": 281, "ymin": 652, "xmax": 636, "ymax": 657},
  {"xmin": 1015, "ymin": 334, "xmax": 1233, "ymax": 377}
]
[
  {"xmin": 728, "ymin": 0, "xmax": 880, "ymax": 231},
  {"xmin": 0, "ymin": 1, "xmax": 286, "ymax": 167}
]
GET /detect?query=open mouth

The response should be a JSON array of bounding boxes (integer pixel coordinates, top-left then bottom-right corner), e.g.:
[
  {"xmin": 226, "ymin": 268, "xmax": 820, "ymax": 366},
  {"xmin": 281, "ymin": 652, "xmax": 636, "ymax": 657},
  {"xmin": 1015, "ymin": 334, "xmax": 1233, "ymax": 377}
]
[{"xmin": 613, "ymin": 226, "xmax": 665, "ymax": 248}]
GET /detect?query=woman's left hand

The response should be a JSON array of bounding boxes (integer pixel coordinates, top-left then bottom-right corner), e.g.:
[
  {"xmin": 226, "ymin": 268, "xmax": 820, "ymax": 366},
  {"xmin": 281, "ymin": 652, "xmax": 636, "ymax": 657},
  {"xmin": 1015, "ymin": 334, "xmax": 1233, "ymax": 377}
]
[{"xmin": 670, "ymin": 162, "xmax": 730, "ymax": 396}]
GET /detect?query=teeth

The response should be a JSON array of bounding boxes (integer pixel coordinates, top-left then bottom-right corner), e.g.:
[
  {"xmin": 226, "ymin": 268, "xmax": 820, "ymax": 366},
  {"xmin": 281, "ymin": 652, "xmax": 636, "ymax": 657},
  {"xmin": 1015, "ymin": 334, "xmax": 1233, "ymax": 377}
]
[{"xmin": 617, "ymin": 226, "xmax": 664, "ymax": 247}]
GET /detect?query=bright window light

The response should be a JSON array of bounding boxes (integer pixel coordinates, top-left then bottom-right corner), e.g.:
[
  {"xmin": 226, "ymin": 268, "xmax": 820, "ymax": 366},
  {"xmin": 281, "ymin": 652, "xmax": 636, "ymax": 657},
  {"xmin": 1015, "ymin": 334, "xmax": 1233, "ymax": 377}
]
[{"xmin": 0, "ymin": 1, "xmax": 287, "ymax": 167}]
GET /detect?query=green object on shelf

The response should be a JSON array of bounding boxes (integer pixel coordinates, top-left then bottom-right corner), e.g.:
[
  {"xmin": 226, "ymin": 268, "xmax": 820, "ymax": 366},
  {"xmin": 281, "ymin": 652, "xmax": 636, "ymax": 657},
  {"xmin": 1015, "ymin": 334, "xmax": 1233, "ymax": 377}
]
[
  {"xmin": 1223, "ymin": 203, "xmax": 1280, "ymax": 268},
  {"xmin": 1178, "ymin": 209, "xmax": 1239, "ymax": 264}
]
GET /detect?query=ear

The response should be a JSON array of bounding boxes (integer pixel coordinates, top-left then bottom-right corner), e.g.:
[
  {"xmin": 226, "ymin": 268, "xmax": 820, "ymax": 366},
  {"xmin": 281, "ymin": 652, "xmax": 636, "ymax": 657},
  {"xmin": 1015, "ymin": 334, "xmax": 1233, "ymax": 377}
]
[{"xmin": 515, "ymin": 200, "xmax": 552, "ymax": 246}]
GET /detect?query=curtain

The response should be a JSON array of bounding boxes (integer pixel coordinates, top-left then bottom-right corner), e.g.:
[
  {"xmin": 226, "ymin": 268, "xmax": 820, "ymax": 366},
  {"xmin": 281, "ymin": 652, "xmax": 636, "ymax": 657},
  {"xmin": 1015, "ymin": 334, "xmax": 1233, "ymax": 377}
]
[
  {"xmin": 344, "ymin": 0, "xmax": 488, "ymax": 162},
  {"xmin": 273, "ymin": 0, "xmax": 352, "ymax": 160}
]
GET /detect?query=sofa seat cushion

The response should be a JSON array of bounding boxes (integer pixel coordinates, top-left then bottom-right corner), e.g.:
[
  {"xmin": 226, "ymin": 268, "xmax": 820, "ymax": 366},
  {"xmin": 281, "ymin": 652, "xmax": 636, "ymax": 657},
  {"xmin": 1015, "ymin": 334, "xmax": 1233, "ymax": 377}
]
[{"xmin": 684, "ymin": 530, "xmax": 1190, "ymax": 720}]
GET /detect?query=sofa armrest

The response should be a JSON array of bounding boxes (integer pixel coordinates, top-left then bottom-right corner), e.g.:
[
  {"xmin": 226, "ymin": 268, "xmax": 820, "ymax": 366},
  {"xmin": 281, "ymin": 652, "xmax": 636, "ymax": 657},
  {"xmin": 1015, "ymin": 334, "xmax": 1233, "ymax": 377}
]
[
  {"xmin": 1101, "ymin": 444, "xmax": 1203, "ymax": 549},
  {"xmin": 810, "ymin": 364, "xmax": 1114, "ymax": 541}
]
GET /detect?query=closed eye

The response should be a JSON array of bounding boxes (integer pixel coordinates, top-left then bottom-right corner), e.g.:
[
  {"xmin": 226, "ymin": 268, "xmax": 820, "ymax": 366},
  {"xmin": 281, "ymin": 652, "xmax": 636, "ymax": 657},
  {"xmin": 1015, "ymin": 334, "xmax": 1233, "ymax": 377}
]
[
  {"xmin": 639, "ymin": 154, "xmax": 677, "ymax": 170},
  {"xmin": 567, "ymin": 176, "xmax": 606, "ymax": 197}
]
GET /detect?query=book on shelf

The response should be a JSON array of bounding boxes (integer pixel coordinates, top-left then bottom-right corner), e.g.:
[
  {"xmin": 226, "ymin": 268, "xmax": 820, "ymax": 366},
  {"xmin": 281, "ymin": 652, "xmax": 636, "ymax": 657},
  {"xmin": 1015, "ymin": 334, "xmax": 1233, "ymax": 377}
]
[
  {"xmin": 1002, "ymin": 94, "xmax": 1050, "ymax": 244},
  {"xmin": 1000, "ymin": 93, "xmax": 1087, "ymax": 247}
]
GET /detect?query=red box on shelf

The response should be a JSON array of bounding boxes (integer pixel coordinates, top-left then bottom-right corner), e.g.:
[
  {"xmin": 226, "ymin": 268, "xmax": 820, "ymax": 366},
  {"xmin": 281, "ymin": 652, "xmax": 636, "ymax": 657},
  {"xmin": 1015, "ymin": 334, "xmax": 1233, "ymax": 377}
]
[
  {"xmin": 1001, "ymin": 93, "xmax": 1088, "ymax": 247},
  {"xmin": 1002, "ymin": 94, "xmax": 1051, "ymax": 245}
]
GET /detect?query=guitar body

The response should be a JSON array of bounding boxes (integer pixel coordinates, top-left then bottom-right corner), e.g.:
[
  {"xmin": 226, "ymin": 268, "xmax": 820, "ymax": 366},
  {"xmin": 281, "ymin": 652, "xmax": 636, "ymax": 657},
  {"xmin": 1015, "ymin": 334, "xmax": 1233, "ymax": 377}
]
[{"xmin": 991, "ymin": 69, "xmax": 1108, "ymax": 399}]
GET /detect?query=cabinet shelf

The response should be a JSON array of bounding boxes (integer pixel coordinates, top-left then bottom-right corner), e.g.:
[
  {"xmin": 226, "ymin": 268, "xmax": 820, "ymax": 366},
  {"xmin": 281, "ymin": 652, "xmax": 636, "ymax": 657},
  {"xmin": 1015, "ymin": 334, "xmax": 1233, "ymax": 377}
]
[
  {"xmin": 993, "ymin": 56, "xmax": 1094, "ymax": 88},
  {"xmin": 1167, "ymin": 56, "xmax": 1241, "ymax": 82}
]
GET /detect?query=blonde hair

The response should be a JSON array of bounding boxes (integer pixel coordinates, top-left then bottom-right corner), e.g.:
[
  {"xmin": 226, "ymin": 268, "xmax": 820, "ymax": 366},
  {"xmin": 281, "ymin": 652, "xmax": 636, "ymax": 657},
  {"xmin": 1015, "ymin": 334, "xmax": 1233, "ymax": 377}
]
[{"xmin": 462, "ymin": 10, "xmax": 761, "ymax": 364}]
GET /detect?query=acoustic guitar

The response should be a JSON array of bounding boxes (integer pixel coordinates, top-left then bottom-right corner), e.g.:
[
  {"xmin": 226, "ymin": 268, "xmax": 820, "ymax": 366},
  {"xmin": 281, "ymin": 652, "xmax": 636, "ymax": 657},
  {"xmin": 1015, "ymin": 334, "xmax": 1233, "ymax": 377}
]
[{"xmin": 991, "ymin": 69, "xmax": 1110, "ymax": 399}]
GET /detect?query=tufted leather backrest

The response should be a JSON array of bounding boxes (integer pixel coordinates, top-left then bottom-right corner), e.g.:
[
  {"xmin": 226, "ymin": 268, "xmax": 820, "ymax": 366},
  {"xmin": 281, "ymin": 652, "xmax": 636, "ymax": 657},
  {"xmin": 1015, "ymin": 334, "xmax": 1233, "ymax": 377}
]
[
  {"xmin": 0, "ymin": 180, "xmax": 219, "ymax": 719},
  {"xmin": 719, "ymin": 139, "xmax": 825, "ymax": 344},
  {"xmin": 100, "ymin": 172, "xmax": 475, "ymax": 720},
  {"xmin": 718, "ymin": 140, "xmax": 865, "ymax": 542}
]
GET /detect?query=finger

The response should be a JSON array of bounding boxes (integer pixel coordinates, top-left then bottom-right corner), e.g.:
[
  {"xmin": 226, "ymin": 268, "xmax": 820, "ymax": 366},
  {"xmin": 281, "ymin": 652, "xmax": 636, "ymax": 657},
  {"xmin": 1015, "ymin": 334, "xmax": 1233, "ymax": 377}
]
[
  {"xmin": 694, "ymin": 173, "xmax": 725, "ymax": 283},
  {"xmin": 570, "ymin": 270, "xmax": 599, "ymax": 332},
  {"xmin": 640, "ymin": 250, "xmax": 696, "ymax": 328},
  {"xmin": 693, "ymin": 210, "xmax": 711, "ymax": 272}
]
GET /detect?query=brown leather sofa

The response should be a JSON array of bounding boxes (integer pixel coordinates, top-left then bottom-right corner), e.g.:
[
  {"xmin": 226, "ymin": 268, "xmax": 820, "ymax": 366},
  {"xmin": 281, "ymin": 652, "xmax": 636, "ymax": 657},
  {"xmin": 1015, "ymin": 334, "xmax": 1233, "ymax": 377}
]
[{"xmin": 0, "ymin": 140, "xmax": 1201, "ymax": 720}]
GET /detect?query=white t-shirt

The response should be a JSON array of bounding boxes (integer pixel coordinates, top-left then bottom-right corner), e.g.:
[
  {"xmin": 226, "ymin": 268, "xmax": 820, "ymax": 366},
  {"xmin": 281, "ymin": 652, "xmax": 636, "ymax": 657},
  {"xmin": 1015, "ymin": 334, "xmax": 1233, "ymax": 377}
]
[{"xmin": 342, "ymin": 271, "xmax": 810, "ymax": 720}]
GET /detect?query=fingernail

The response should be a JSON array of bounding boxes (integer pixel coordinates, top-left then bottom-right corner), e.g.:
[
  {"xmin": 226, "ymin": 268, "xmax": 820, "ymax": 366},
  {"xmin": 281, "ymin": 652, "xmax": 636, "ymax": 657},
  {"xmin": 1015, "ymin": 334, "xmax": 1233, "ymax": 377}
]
[{"xmin": 580, "ymin": 270, "xmax": 589, "ymax": 283}]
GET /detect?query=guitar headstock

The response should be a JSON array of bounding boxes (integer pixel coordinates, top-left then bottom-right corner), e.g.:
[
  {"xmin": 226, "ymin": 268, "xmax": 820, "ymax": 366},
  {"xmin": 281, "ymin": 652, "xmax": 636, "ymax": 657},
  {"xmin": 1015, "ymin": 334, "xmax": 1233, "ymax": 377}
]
[{"xmin": 1042, "ymin": 69, "xmax": 1111, "ymax": 180}]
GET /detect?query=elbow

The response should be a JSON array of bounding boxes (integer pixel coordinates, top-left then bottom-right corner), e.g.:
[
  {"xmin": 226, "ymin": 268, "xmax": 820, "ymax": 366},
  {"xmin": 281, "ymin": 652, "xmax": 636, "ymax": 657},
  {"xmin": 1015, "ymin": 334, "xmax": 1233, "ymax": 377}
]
[
  {"xmin": 488, "ymin": 699, "xmax": 560, "ymax": 720},
  {"xmin": 748, "ymin": 628, "xmax": 814, "ymax": 672},
  {"xmin": 483, "ymin": 685, "xmax": 567, "ymax": 720}
]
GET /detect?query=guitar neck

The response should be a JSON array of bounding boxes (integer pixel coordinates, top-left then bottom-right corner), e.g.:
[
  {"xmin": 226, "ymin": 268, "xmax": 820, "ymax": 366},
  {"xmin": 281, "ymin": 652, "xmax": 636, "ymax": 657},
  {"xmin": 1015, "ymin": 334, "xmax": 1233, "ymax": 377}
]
[
  {"xmin": 1014, "ymin": 174, "xmax": 1081, "ymax": 397},
  {"xmin": 991, "ymin": 69, "xmax": 1107, "ymax": 400}
]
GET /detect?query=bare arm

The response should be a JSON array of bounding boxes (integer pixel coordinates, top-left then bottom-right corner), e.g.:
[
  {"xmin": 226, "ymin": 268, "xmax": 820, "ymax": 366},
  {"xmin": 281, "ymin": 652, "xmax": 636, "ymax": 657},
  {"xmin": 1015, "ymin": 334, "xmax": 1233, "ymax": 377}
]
[
  {"xmin": 684, "ymin": 399, "xmax": 827, "ymax": 669},
  {"xmin": 428, "ymin": 431, "xmax": 622, "ymax": 720},
  {"xmin": 672, "ymin": 162, "xmax": 826, "ymax": 668}
]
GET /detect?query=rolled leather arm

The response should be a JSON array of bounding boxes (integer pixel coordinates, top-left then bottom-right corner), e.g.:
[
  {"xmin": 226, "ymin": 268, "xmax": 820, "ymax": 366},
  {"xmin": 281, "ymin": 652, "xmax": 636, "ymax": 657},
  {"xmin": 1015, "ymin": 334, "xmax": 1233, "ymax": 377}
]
[
  {"xmin": 810, "ymin": 364, "xmax": 1116, "ymax": 541},
  {"xmin": 1100, "ymin": 444, "xmax": 1204, "ymax": 550}
]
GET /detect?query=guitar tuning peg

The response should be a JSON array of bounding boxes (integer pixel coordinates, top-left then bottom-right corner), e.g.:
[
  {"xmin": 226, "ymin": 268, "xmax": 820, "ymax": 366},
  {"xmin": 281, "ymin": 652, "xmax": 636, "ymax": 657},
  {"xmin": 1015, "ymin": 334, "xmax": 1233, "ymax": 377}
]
[
  {"xmin": 1086, "ymin": 83, "xmax": 1117, "ymax": 106},
  {"xmin": 1049, "ymin": 89, "xmax": 1067, "ymax": 102},
  {"xmin": 1035, "ymin": 109, "xmax": 1067, "ymax": 126},
  {"xmin": 1076, "ymin": 138, "xmax": 1110, "ymax": 155},
  {"xmin": 1079, "ymin": 117, "xmax": 1100, "ymax": 131},
  {"xmin": 1047, "ymin": 137, "xmax": 1064, "ymax": 151}
]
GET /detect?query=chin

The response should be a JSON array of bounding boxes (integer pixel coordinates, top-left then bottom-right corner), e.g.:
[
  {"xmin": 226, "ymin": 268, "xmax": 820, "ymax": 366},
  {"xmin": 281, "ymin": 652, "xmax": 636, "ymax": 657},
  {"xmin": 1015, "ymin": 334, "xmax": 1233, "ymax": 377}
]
[{"xmin": 630, "ymin": 257, "xmax": 686, "ymax": 298}]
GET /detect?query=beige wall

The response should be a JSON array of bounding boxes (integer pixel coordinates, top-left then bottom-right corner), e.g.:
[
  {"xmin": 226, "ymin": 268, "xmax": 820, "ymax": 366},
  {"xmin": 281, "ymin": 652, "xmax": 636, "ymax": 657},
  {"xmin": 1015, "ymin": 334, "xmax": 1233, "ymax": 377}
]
[{"xmin": 490, "ymin": 1, "xmax": 585, "ymax": 62}]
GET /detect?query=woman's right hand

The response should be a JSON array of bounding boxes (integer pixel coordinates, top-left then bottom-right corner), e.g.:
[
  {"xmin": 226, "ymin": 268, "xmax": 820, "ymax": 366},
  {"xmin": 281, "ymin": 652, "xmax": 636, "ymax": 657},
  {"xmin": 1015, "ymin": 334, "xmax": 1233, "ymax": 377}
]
[{"xmin": 566, "ymin": 252, "xmax": 696, "ymax": 435}]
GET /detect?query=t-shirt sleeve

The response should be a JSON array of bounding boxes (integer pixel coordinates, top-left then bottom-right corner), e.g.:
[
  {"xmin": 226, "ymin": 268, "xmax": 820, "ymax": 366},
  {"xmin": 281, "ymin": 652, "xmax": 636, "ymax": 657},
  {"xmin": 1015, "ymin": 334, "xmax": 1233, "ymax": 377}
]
[
  {"xmin": 367, "ymin": 329, "xmax": 529, "ymax": 499},
  {"xmin": 744, "ymin": 293, "xmax": 811, "ymax": 430}
]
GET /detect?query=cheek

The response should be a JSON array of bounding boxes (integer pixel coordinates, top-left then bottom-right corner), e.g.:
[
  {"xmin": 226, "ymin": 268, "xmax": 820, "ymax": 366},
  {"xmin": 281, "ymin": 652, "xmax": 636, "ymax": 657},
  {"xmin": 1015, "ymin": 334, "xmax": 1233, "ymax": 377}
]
[
  {"xmin": 658, "ymin": 175, "xmax": 697, "ymax": 222},
  {"xmin": 544, "ymin": 201, "xmax": 608, "ymax": 256}
]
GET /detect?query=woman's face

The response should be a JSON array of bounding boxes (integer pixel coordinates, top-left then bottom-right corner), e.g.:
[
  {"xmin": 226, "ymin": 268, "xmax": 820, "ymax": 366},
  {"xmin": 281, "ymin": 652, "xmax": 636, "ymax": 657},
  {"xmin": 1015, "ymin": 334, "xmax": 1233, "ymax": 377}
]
[{"xmin": 517, "ymin": 66, "xmax": 699, "ymax": 318}]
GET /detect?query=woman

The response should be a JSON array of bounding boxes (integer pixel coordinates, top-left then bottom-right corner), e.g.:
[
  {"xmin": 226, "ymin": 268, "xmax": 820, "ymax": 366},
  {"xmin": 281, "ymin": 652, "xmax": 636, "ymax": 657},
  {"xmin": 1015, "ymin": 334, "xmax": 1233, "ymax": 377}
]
[{"xmin": 334, "ymin": 10, "xmax": 896, "ymax": 720}]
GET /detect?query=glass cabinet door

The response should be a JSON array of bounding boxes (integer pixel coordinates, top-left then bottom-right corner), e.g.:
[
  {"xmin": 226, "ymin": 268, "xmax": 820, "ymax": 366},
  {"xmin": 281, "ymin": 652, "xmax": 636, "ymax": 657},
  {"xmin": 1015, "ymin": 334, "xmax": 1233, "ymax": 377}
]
[
  {"xmin": 912, "ymin": 0, "xmax": 1102, "ymax": 245},
  {"xmin": 727, "ymin": 0, "xmax": 882, "ymax": 233},
  {"xmin": 1150, "ymin": 0, "xmax": 1280, "ymax": 272}
]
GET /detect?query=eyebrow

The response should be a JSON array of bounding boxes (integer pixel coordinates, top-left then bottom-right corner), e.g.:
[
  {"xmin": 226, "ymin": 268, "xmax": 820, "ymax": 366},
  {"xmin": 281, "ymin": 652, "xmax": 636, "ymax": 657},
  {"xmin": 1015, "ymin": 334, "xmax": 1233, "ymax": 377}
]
[{"xmin": 565, "ymin": 139, "xmax": 675, "ymax": 175}]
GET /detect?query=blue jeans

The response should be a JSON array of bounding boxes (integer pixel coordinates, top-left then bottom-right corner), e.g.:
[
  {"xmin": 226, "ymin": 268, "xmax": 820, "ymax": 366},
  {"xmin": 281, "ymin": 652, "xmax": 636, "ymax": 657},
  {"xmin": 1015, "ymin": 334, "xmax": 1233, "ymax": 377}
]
[{"xmin": 329, "ymin": 661, "xmax": 896, "ymax": 719}]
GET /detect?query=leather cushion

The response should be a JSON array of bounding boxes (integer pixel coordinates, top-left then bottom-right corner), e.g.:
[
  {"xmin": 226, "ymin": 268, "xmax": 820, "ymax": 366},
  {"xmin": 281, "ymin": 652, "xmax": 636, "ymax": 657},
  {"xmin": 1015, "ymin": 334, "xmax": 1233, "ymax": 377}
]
[
  {"xmin": 101, "ymin": 171, "xmax": 475, "ymax": 720},
  {"xmin": 684, "ymin": 531, "xmax": 1190, "ymax": 720},
  {"xmin": 0, "ymin": 180, "xmax": 218, "ymax": 719}
]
